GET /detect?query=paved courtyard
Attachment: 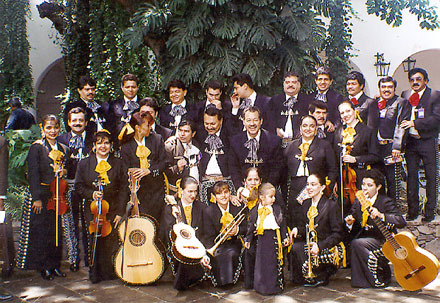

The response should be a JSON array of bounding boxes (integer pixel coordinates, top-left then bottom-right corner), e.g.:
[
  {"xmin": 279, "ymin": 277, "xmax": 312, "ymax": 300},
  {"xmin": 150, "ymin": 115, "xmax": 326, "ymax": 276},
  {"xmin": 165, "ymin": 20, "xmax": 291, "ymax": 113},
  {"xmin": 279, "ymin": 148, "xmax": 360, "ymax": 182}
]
[{"xmin": 1, "ymin": 263, "xmax": 439, "ymax": 302}]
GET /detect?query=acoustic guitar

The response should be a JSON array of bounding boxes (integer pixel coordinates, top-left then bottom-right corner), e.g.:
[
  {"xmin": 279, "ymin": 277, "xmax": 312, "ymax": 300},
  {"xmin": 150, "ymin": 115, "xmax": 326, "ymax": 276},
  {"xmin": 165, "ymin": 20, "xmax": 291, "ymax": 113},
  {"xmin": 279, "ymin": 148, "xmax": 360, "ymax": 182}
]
[
  {"xmin": 114, "ymin": 169, "xmax": 165, "ymax": 285},
  {"xmin": 165, "ymin": 195, "xmax": 206, "ymax": 264},
  {"xmin": 356, "ymin": 191, "xmax": 439, "ymax": 291}
]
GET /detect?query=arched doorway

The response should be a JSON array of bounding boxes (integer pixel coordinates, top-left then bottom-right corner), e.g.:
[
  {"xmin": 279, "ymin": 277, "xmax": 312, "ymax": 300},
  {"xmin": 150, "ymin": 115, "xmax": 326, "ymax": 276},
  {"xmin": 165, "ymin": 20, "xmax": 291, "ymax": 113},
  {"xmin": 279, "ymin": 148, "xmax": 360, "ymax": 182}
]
[
  {"xmin": 392, "ymin": 49, "xmax": 440, "ymax": 96},
  {"xmin": 35, "ymin": 57, "xmax": 66, "ymax": 122}
]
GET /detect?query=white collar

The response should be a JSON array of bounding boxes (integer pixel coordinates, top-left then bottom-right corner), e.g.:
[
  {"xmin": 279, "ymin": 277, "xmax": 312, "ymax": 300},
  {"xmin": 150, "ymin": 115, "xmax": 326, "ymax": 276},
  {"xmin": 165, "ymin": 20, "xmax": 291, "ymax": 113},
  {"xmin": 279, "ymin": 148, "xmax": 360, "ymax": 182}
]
[
  {"xmin": 367, "ymin": 192, "xmax": 379, "ymax": 206},
  {"xmin": 172, "ymin": 100, "xmax": 187, "ymax": 108},
  {"xmin": 96, "ymin": 155, "xmax": 109, "ymax": 163},
  {"xmin": 135, "ymin": 137, "xmax": 146, "ymax": 146},
  {"xmin": 247, "ymin": 130, "xmax": 261, "ymax": 142},
  {"xmin": 285, "ymin": 93, "xmax": 299, "ymax": 100},
  {"xmin": 317, "ymin": 89, "xmax": 329, "ymax": 95},
  {"xmin": 71, "ymin": 131, "xmax": 86, "ymax": 140},
  {"xmin": 248, "ymin": 91, "xmax": 257, "ymax": 103},
  {"xmin": 181, "ymin": 199, "xmax": 193, "ymax": 208},
  {"xmin": 218, "ymin": 203, "xmax": 230, "ymax": 214},
  {"xmin": 124, "ymin": 95, "xmax": 138, "ymax": 103},
  {"xmin": 301, "ymin": 137, "xmax": 313, "ymax": 144},
  {"xmin": 411, "ymin": 87, "xmax": 426, "ymax": 98},
  {"xmin": 350, "ymin": 91, "xmax": 363, "ymax": 100},
  {"xmin": 257, "ymin": 204, "xmax": 273, "ymax": 211}
]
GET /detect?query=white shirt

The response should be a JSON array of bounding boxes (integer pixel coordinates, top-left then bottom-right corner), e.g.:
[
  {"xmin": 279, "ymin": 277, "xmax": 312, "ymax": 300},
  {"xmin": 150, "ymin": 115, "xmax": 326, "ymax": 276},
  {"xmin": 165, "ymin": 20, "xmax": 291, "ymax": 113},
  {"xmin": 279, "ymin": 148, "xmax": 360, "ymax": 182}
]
[
  {"xmin": 205, "ymin": 130, "xmax": 223, "ymax": 176},
  {"xmin": 409, "ymin": 88, "xmax": 426, "ymax": 138},
  {"xmin": 282, "ymin": 93, "xmax": 299, "ymax": 139},
  {"xmin": 183, "ymin": 141, "xmax": 200, "ymax": 181},
  {"xmin": 218, "ymin": 203, "xmax": 230, "ymax": 215},
  {"xmin": 296, "ymin": 138, "xmax": 312, "ymax": 177},
  {"xmin": 123, "ymin": 95, "xmax": 138, "ymax": 110},
  {"xmin": 349, "ymin": 91, "xmax": 363, "ymax": 100},
  {"xmin": 257, "ymin": 204, "xmax": 279, "ymax": 230},
  {"xmin": 232, "ymin": 91, "xmax": 257, "ymax": 115},
  {"xmin": 135, "ymin": 137, "xmax": 146, "ymax": 147},
  {"xmin": 247, "ymin": 130, "xmax": 261, "ymax": 143}
]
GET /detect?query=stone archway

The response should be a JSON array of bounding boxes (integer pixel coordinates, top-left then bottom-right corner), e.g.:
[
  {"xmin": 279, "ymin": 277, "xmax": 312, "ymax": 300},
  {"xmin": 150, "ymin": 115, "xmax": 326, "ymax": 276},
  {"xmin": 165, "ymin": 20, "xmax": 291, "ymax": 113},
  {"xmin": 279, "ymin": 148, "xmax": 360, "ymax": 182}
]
[
  {"xmin": 35, "ymin": 57, "xmax": 66, "ymax": 122},
  {"xmin": 392, "ymin": 49, "xmax": 440, "ymax": 96}
]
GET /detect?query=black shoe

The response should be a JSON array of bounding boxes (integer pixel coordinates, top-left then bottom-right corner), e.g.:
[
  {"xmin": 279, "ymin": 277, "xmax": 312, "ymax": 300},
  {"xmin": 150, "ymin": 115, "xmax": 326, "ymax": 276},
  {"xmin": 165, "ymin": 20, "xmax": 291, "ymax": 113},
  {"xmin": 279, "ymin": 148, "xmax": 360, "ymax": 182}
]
[
  {"xmin": 41, "ymin": 269, "xmax": 54, "ymax": 281},
  {"xmin": 304, "ymin": 278, "xmax": 328, "ymax": 287},
  {"xmin": 70, "ymin": 264, "xmax": 79, "ymax": 272},
  {"xmin": 422, "ymin": 216, "xmax": 434, "ymax": 223},
  {"xmin": 0, "ymin": 294, "xmax": 12, "ymax": 301},
  {"xmin": 406, "ymin": 214, "xmax": 418, "ymax": 221},
  {"xmin": 53, "ymin": 268, "xmax": 66, "ymax": 277}
]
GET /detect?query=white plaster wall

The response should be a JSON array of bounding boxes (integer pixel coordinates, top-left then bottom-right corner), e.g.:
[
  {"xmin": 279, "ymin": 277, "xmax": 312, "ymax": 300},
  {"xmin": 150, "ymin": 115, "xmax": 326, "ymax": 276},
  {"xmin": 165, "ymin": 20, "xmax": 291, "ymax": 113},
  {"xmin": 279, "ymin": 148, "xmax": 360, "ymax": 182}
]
[
  {"xmin": 350, "ymin": 2, "xmax": 440, "ymax": 96},
  {"xmin": 27, "ymin": 0, "xmax": 62, "ymax": 89}
]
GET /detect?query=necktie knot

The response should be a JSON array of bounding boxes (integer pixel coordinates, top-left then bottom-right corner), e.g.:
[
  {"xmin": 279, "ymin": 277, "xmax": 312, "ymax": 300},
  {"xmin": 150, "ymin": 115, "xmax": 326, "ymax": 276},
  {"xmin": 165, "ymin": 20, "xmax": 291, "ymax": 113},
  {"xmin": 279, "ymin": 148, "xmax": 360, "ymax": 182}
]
[
  {"xmin": 284, "ymin": 96, "xmax": 297, "ymax": 109},
  {"xmin": 409, "ymin": 93, "xmax": 420, "ymax": 107},
  {"xmin": 299, "ymin": 142, "xmax": 310, "ymax": 161},
  {"xmin": 315, "ymin": 92, "xmax": 327, "ymax": 103},
  {"xmin": 350, "ymin": 97, "xmax": 358, "ymax": 106},
  {"xmin": 95, "ymin": 160, "xmax": 111, "ymax": 184},
  {"xmin": 69, "ymin": 135, "xmax": 84, "ymax": 149},
  {"xmin": 317, "ymin": 127, "xmax": 326, "ymax": 139},
  {"xmin": 86, "ymin": 101, "xmax": 101, "ymax": 112},
  {"xmin": 244, "ymin": 138, "xmax": 259, "ymax": 161},
  {"xmin": 170, "ymin": 105, "xmax": 187, "ymax": 117},
  {"xmin": 239, "ymin": 98, "xmax": 252, "ymax": 111},
  {"xmin": 378, "ymin": 99, "xmax": 387, "ymax": 110},
  {"xmin": 205, "ymin": 134, "xmax": 223, "ymax": 151},
  {"xmin": 256, "ymin": 206, "xmax": 271, "ymax": 235},
  {"xmin": 126, "ymin": 100, "xmax": 139, "ymax": 112},
  {"xmin": 136, "ymin": 145, "xmax": 151, "ymax": 169}
]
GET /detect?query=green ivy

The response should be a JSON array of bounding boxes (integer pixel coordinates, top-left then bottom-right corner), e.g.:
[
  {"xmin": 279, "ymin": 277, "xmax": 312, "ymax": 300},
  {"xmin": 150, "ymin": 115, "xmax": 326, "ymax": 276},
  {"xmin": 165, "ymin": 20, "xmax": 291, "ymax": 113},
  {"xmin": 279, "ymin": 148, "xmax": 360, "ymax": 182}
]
[{"xmin": 0, "ymin": 0, "xmax": 33, "ymax": 123}]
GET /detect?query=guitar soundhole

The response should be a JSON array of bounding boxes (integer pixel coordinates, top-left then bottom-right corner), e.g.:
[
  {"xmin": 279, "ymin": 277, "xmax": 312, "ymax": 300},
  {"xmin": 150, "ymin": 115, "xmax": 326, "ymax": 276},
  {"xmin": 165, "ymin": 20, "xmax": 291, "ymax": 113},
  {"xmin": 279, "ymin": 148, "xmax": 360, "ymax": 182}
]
[
  {"xmin": 180, "ymin": 229, "xmax": 191, "ymax": 240},
  {"xmin": 129, "ymin": 229, "xmax": 146, "ymax": 247},
  {"xmin": 394, "ymin": 247, "xmax": 408, "ymax": 260}
]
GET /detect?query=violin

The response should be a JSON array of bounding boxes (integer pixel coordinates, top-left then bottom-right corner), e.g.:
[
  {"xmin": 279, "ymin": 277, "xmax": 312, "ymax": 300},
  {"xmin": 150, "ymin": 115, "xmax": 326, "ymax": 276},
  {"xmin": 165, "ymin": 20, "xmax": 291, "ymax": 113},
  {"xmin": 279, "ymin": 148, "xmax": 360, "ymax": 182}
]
[
  {"xmin": 341, "ymin": 145, "xmax": 357, "ymax": 205},
  {"xmin": 89, "ymin": 178, "xmax": 112, "ymax": 266},
  {"xmin": 47, "ymin": 177, "xmax": 69, "ymax": 215}
]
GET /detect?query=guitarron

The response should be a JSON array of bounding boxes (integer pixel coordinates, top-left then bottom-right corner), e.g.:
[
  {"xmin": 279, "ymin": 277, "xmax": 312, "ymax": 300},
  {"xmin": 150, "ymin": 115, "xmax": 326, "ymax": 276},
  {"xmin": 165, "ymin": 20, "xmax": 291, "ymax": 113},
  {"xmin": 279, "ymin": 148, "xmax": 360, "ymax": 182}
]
[
  {"xmin": 356, "ymin": 191, "xmax": 439, "ymax": 291},
  {"xmin": 114, "ymin": 169, "xmax": 165, "ymax": 285}
]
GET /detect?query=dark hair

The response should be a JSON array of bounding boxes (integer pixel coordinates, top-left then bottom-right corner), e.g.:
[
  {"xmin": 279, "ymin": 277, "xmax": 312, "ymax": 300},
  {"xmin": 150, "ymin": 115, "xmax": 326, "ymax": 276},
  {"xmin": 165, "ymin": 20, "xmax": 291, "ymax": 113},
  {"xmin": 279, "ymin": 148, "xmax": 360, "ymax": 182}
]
[
  {"xmin": 378, "ymin": 76, "xmax": 397, "ymax": 89},
  {"xmin": 308, "ymin": 173, "xmax": 326, "ymax": 186},
  {"xmin": 167, "ymin": 79, "xmax": 186, "ymax": 91},
  {"xmin": 309, "ymin": 101, "xmax": 328, "ymax": 114},
  {"xmin": 346, "ymin": 71, "xmax": 365, "ymax": 88},
  {"xmin": 94, "ymin": 130, "xmax": 113, "ymax": 146},
  {"xmin": 212, "ymin": 181, "xmax": 230, "ymax": 195},
  {"xmin": 42, "ymin": 114, "xmax": 59, "ymax": 128},
  {"xmin": 138, "ymin": 97, "xmax": 159, "ymax": 113},
  {"xmin": 9, "ymin": 96, "xmax": 22, "ymax": 108},
  {"xmin": 245, "ymin": 167, "xmax": 261, "ymax": 181},
  {"xmin": 408, "ymin": 68, "xmax": 429, "ymax": 81},
  {"xmin": 78, "ymin": 75, "xmax": 96, "ymax": 90},
  {"xmin": 232, "ymin": 73, "xmax": 254, "ymax": 90},
  {"xmin": 68, "ymin": 107, "xmax": 87, "ymax": 121},
  {"xmin": 338, "ymin": 100, "xmax": 356, "ymax": 111},
  {"xmin": 315, "ymin": 67, "xmax": 333, "ymax": 80},
  {"xmin": 204, "ymin": 106, "xmax": 223, "ymax": 121},
  {"xmin": 205, "ymin": 79, "xmax": 223, "ymax": 91},
  {"xmin": 119, "ymin": 112, "xmax": 154, "ymax": 145},
  {"xmin": 121, "ymin": 73, "xmax": 139, "ymax": 86},
  {"xmin": 242, "ymin": 106, "xmax": 262, "ymax": 120},
  {"xmin": 362, "ymin": 169, "xmax": 386, "ymax": 195},
  {"xmin": 178, "ymin": 119, "xmax": 196, "ymax": 133},
  {"xmin": 284, "ymin": 71, "xmax": 302, "ymax": 83},
  {"xmin": 180, "ymin": 176, "xmax": 199, "ymax": 190},
  {"xmin": 301, "ymin": 115, "xmax": 317, "ymax": 126}
]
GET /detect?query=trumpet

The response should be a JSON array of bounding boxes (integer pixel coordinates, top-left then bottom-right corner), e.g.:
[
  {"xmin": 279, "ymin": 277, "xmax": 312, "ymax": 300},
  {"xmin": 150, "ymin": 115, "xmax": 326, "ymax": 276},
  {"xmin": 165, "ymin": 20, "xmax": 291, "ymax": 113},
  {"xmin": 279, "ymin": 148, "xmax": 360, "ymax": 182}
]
[
  {"xmin": 206, "ymin": 206, "xmax": 247, "ymax": 256},
  {"xmin": 305, "ymin": 224, "xmax": 319, "ymax": 279}
]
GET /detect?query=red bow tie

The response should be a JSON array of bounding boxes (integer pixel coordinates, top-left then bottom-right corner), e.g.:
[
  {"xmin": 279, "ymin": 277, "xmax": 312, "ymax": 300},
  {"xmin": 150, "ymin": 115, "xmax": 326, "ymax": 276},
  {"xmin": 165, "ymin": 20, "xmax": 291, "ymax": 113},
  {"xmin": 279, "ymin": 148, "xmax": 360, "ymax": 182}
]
[
  {"xmin": 378, "ymin": 99, "xmax": 386, "ymax": 110},
  {"xmin": 350, "ymin": 98, "xmax": 358, "ymax": 106},
  {"xmin": 409, "ymin": 93, "xmax": 420, "ymax": 107}
]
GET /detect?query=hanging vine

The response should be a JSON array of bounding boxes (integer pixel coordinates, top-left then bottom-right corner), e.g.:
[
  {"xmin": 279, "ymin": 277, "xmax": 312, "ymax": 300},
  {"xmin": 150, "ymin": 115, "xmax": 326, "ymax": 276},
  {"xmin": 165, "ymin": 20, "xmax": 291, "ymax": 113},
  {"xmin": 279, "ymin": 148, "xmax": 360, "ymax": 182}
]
[{"xmin": 0, "ymin": 0, "xmax": 33, "ymax": 122}]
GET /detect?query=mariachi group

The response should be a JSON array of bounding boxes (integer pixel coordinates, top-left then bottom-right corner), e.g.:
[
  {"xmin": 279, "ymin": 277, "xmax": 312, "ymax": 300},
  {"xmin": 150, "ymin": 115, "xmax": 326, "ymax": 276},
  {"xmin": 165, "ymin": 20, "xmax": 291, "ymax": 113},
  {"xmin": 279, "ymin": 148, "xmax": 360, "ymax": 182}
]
[{"xmin": 16, "ymin": 66, "xmax": 440, "ymax": 295}]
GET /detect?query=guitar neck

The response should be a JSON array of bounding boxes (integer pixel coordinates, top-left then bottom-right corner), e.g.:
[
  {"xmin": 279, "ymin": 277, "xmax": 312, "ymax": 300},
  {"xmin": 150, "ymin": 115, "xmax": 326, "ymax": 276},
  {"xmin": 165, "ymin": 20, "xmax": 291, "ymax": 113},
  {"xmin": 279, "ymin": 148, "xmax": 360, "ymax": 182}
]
[{"xmin": 369, "ymin": 214, "xmax": 400, "ymax": 250}]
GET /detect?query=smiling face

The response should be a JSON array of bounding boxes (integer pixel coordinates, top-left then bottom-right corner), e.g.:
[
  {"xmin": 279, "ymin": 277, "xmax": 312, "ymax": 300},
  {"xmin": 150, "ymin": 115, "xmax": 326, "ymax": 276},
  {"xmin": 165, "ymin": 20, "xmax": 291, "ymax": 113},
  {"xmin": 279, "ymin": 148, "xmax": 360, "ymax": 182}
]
[
  {"xmin": 410, "ymin": 72, "xmax": 428, "ymax": 93},
  {"xmin": 283, "ymin": 76, "xmax": 301, "ymax": 97},
  {"xmin": 243, "ymin": 111, "xmax": 262, "ymax": 138},
  {"xmin": 379, "ymin": 81, "xmax": 396, "ymax": 101},
  {"xmin": 68, "ymin": 112, "xmax": 87, "ymax": 135},
  {"xmin": 339, "ymin": 102, "xmax": 356, "ymax": 125},
  {"xmin": 43, "ymin": 120, "xmax": 60, "ymax": 141},
  {"xmin": 300, "ymin": 116, "xmax": 317, "ymax": 141},
  {"xmin": 346, "ymin": 79, "xmax": 363, "ymax": 97},
  {"xmin": 94, "ymin": 136, "xmax": 111, "ymax": 158},
  {"xmin": 121, "ymin": 80, "xmax": 139, "ymax": 100},
  {"xmin": 181, "ymin": 183, "xmax": 198, "ymax": 205},
  {"xmin": 306, "ymin": 175, "xmax": 325, "ymax": 199},
  {"xmin": 361, "ymin": 177, "xmax": 381, "ymax": 199},
  {"xmin": 78, "ymin": 84, "xmax": 96, "ymax": 102},
  {"xmin": 204, "ymin": 114, "xmax": 222, "ymax": 135},
  {"xmin": 214, "ymin": 187, "xmax": 231, "ymax": 208},
  {"xmin": 169, "ymin": 86, "xmax": 187, "ymax": 105},
  {"xmin": 315, "ymin": 74, "xmax": 332, "ymax": 93}
]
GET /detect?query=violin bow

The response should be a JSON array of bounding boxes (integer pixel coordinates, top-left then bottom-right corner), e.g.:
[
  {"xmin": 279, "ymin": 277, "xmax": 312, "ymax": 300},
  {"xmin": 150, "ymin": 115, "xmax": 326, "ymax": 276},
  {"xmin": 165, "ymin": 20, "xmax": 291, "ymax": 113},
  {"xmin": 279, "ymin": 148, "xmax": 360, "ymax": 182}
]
[{"xmin": 90, "ymin": 178, "xmax": 103, "ymax": 268}]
